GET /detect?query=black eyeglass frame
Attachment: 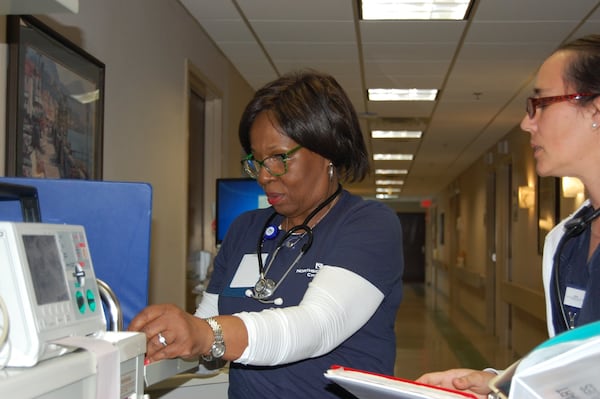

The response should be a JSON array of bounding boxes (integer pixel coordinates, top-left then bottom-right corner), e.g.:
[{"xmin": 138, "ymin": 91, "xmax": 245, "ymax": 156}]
[
  {"xmin": 526, "ymin": 93, "xmax": 598, "ymax": 119},
  {"xmin": 241, "ymin": 145, "xmax": 303, "ymax": 179}
]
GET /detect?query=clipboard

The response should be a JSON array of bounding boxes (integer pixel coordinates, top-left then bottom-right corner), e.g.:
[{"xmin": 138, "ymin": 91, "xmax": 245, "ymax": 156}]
[
  {"xmin": 325, "ymin": 365, "xmax": 478, "ymax": 399},
  {"xmin": 488, "ymin": 320, "xmax": 600, "ymax": 399}
]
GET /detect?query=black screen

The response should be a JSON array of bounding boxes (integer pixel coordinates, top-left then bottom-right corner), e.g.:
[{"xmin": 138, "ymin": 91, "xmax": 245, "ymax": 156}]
[{"xmin": 23, "ymin": 235, "xmax": 70, "ymax": 305}]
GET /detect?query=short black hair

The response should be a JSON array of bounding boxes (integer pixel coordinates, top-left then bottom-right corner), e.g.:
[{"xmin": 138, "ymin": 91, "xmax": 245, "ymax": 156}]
[{"xmin": 239, "ymin": 70, "xmax": 369, "ymax": 183}]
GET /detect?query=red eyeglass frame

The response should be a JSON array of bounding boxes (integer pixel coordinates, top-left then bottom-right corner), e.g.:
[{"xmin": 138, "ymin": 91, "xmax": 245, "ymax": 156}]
[{"xmin": 526, "ymin": 93, "xmax": 597, "ymax": 118}]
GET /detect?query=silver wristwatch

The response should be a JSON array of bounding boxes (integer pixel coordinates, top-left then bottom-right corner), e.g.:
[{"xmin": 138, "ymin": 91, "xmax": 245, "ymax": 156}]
[{"xmin": 202, "ymin": 317, "xmax": 225, "ymax": 361}]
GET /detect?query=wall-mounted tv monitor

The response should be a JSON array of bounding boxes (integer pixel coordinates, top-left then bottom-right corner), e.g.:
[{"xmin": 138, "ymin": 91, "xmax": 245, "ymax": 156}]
[{"xmin": 216, "ymin": 178, "xmax": 269, "ymax": 246}]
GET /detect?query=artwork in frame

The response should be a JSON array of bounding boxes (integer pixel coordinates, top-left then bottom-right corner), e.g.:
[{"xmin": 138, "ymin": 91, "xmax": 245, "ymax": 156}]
[
  {"xmin": 537, "ymin": 176, "xmax": 560, "ymax": 255},
  {"xmin": 6, "ymin": 16, "xmax": 104, "ymax": 179}
]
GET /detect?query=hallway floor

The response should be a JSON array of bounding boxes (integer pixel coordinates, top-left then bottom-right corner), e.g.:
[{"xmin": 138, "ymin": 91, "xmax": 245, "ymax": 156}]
[{"xmin": 393, "ymin": 283, "xmax": 515, "ymax": 380}]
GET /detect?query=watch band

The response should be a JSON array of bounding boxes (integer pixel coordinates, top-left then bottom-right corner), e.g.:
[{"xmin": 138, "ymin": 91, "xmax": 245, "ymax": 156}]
[{"xmin": 202, "ymin": 317, "xmax": 226, "ymax": 361}]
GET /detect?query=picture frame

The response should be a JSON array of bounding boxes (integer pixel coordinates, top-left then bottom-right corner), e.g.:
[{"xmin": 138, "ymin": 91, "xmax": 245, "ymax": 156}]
[
  {"xmin": 537, "ymin": 176, "xmax": 560, "ymax": 255},
  {"xmin": 6, "ymin": 16, "xmax": 105, "ymax": 179}
]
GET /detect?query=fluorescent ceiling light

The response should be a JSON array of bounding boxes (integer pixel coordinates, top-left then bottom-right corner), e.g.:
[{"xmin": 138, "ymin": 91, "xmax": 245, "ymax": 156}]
[
  {"xmin": 376, "ymin": 179, "xmax": 404, "ymax": 185},
  {"xmin": 373, "ymin": 153, "xmax": 414, "ymax": 161},
  {"xmin": 361, "ymin": 0, "xmax": 471, "ymax": 20},
  {"xmin": 377, "ymin": 187, "xmax": 402, "ymax": 193},
  {"xmin": 376, "ymin": 194, "xmax": 400, "ymax": 199},
  {"xmin": 372, "ymin": 130, "xmax": 422, "ymax": 139},
  {"xmin": 368, "ymin": 88, "xmax": 438, "ymax": 101},
  {"xmin": 375, "ymin": 169, "xmax": 408, "ymax": 175}
]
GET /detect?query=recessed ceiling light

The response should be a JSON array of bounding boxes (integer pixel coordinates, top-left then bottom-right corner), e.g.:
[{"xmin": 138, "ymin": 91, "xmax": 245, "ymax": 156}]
[
  {"xmin": 360, "ymin": 0, "xmax": 472, "ymax": 20},
  {"xmin": 368, "ymin": 88, "xmax": 438, "ymax": 101},
  {"xmin": 375, "ymin": 169, "xmax": 408, "ymax": 175},
  {"xmin": 372, "ymin": 130, "xmax": 422, "ymax": 139},
  {"xmin": 376, "ymin": 179, "xmax": 404, "ymax": 185},
  {"xmin": 377, "ymin": 187, "xmax": 402, "ymax": 193},
  {"xmin": 373, "ymin": 154, "xmax": 414, "ymax": 161},
  {"xmin": 376, "ymin": 194, "xmax": 400, "ymax": 200}
]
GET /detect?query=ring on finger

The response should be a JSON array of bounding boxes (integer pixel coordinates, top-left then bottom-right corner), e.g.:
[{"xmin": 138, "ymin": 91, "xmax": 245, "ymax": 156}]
[{"xmin": 158, "ymin": 332, "xmax": 168, "ymax": 347}]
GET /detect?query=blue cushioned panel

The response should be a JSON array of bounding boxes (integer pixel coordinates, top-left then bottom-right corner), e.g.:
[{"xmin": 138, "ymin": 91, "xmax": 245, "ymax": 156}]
[{"xmin": 0, "ymin": 177, "xmax": 152, "ymax": 329}]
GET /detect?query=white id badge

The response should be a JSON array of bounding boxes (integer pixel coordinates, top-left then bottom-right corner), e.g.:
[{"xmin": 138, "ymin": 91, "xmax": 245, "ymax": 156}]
[
  {"xmin": 564, "ymin": 286, "xmax": 586, "ymax": 309},
  {"xmin": 230, "ymin": 253, "xmax": 267, "ymax": 288}
]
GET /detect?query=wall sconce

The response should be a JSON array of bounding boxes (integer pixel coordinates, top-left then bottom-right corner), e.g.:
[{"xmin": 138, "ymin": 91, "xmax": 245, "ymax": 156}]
[
  {"xmin": 518, "ymin": 186, "xmax": 535, "ymax": 209},
  {"xmin": 562, "ymin": 176, "xmax": 584, "ymax": 198},
  {"xmin": 539, "ymin": 216, "xmax": 554, "ymax": 231}
]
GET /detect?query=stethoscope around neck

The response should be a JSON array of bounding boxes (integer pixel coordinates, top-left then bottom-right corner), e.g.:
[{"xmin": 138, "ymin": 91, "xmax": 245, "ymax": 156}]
[
  {"xmin": 245, "ymin": 184, "xmax": 342, "ymax": 305},
  {"xmin": 553, "ymin": 205, "xmax": 600, "ymax": 330}
]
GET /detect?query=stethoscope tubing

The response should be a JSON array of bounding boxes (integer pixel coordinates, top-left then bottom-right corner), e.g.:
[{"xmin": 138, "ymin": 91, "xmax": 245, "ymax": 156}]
[
  {"xmin": 553, "ymin": 206, "xmax": 600, "ymax": 330},
  {"xmin": 251, "ymin": 184, "xmax": 342, "ymax": 302},
  {"xmin": 255, "ymin": 184, "xmax": 341, "ymax": 277}
]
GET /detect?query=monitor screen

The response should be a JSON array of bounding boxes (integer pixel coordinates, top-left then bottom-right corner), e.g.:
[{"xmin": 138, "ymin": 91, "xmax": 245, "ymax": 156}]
[
  {"xmin": 23, "ymin": 234, "xmax": 70, "ymax": 305},
  {"xmin": 216, "ymin": 178, "xmax": 269, "ymax": 245}
]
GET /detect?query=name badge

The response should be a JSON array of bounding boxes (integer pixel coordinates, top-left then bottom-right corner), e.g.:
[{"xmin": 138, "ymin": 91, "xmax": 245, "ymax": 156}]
[
  {"xmin": 229, "ymin": 253, "xmax": 266, "ymax": 288},
  {"xmin": 564, "ymin": 286, "xmax": 586, "ymax": 309}
]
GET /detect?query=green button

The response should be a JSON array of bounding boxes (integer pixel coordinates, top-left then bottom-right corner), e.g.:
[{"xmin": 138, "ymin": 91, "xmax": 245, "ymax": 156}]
[
  {"xmin": 86, "ymin": 289, "xmax": 96, "ymax": 312},
  {"xmin": 76, "ymin": 291, "xmax": 85, "ymax": 314}
]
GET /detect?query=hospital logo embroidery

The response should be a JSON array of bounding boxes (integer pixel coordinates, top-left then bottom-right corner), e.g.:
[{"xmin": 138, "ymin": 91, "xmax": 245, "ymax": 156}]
[{"xmin": 296, "ymin": 262, "xmax": 324, "ymax": 278}]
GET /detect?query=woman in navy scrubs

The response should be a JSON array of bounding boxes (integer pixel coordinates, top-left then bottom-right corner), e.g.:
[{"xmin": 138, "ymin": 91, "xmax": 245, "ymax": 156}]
[{"xmin": 130, "ymin": 70, "xmax": 404, "ymax": 398}]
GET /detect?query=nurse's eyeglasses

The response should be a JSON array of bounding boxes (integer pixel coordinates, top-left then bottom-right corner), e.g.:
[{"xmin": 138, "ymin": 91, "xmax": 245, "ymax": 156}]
[
  {"xmin": 526, "ymin": 93, "xmax": 597, "ymax": 119},
  {"xmin": 241, "ymin": 145, "xmax": 302, "ymax": 179}
]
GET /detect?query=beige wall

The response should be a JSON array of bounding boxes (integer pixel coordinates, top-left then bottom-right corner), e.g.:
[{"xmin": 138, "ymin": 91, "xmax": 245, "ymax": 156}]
[
  {"xmin": 426, "ymin": 123, "xmax": 584, "ymax": 357},
  {"xmin": 0, "ymin": 0, "xmax": 254, "ymax": 307}
]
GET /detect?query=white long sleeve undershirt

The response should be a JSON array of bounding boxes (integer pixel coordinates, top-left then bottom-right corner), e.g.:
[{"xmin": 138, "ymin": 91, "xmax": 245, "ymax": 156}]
[
  {"xmin": 194, "ymin": 265, "xmax": 384, "ymax": 366},
  {"xmin": 194, "ymin": 291, "xmax": 219, "ymax": 318}
]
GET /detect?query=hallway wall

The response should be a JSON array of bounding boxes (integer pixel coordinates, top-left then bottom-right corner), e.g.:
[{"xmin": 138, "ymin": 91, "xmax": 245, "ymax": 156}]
[{"xmin": 424, "ymin": 123, "xmax": 578, "ymax": 357}]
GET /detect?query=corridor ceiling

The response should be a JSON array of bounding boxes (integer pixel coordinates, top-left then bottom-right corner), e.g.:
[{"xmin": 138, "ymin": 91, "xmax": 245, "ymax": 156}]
[{"xmin": 180, "ymin": 0, "xmax": 600, "ymax": 201}]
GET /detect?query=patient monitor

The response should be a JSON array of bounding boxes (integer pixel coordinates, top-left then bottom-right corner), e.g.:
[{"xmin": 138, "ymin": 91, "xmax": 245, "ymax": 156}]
[
  {"xmin": 0, "ymin": 221, "xmax": 106, "ymax": 366},
  {"xmin": 0, "ymin": 220, "xmax": 204, "ymax": 398}
]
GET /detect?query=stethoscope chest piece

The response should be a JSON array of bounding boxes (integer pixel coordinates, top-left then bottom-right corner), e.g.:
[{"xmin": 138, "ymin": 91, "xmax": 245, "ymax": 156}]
[{"xmin": 253, "ymin": 278, "xmax": 276, "ymax": 299}]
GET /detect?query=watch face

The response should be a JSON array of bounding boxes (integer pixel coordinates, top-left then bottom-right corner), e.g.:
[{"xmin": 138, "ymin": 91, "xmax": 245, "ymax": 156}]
[{"xmin": 212, "ymin": 342, "xmax": 226, "ymax": 358}]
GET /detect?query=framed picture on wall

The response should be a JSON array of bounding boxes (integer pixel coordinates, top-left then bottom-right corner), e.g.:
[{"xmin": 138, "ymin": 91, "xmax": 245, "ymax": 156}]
[
  {"xmin": 6, "ymin": 15, "xmax": 105, "ymax": 179},
  {"xmin": 537, "ymin": 176, "xmax": 560, "ymax": 254}
]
